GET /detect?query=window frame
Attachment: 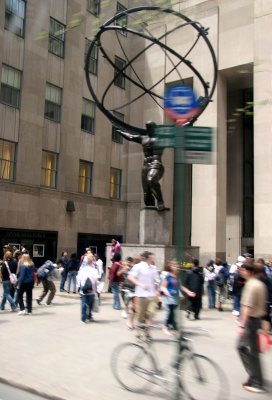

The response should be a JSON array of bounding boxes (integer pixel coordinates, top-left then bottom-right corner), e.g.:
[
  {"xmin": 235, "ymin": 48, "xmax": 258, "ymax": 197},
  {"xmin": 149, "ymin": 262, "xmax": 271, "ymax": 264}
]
[
  {"xmin": 110, "ymin": 167, "xmax": 122, "ymax": 200},
  {"xmin": 87, "ymin": 0, "xmax": 100, "ymax": 17},
  {"xmin": 0, "ymin": 139, "xmax": 16, "ymax": 182},
  {"xmin": 48, "ymin": 17, "xmax": 65, "ymax": 58},
  {"xmin": 78, "ymin": 160, "xmax": 93, "ymax": 194},
  {"xmin": 114, "ymin": 56, "xmax": 126, "ymax": 89},
  {"xmin": 85, "ymin": 38, "xmax": 99, "ymax": 75},
  {"xmin": 44, "ymin": 83, "xmax": 62, "ymax": 123},
  {"xmin": 5, "ymin": 0, "xmax": 26, "ymax": 38},
  {"xmin": 0, "ymin": 64, "xmax": 22, "ymax": 109},
  {"xmin": 41, "ymin": 150, "xmax": 58, "ymax": 189},
  {"xmin": 116, "ymin": 2, "xmax": 128, "ymax": 37},
  {"xmin": 81, "ymin": 98, "xmax": 96, "ymax": 134}
]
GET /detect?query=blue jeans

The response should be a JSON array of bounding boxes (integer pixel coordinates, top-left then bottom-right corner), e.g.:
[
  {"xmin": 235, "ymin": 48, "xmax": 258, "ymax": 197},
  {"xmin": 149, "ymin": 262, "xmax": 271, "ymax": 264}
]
[
  {"xmin": 233, "ymin": 295, "xmax": 241, "ymax": 312},
  {"xmin": 207, "ymin": 280, "xmax": 216, "ymax": 308},
  {"xmin": 1, "ymin": 281, "xmax": 16, "ymax": 310},
  {"xmin": 59, "ymin": 273, "xmax": 67, "ymax": 291},
  {"xmin": 81, "ymin": 294, "xmax": 95, "ymax": 322},
  {"xmin": 111, "ymin": 282, "xmax": 121, "ymax": 309},
  {"xmin": 67, "ymin": 271, "xmax": 77, "ymax": 293}
]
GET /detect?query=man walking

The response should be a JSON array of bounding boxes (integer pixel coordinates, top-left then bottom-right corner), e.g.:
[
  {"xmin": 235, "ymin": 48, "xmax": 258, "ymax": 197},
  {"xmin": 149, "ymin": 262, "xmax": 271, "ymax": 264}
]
[
  {"xmin": 128, "ymin": 251, "xmax": 159, "ymax": 335},
  {"xmin": 237, "ymin": 262, "xmax": 267, "ymax": 393},
  {"xmin": 36, "ymin": 262, "xmax": 59, "ymax": 306},
  {"xmin": 185, "ymin": 259, "xmax": 204, "ymax": 320}
]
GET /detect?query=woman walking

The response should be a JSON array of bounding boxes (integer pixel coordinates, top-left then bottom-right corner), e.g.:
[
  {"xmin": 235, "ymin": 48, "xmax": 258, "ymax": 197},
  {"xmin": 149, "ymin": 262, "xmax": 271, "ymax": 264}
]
[
  {"xmin": 109, "ymin": 253, "xmax": 123, "ymax": 310},
  {"xmin": 162, "ymin": 261, "xmax": 196, "ymax": 334},
  {"xmin": 17, "ymin": 254, "xmax": 35, "ymax": 315}
]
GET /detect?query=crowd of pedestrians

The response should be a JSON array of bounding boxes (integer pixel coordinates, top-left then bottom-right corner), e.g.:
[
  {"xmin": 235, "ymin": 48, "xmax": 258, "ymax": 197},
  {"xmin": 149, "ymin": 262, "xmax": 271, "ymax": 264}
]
[{"xmin": 1, "ymin": 242, "xmax": 272, "ymax": 393}]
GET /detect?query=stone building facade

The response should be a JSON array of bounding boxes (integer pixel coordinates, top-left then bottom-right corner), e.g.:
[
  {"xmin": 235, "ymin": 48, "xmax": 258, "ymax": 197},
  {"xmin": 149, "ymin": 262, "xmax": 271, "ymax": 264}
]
[{"xmin": 0, "ymin": 0, "xmax": 271, "ymax": 265}]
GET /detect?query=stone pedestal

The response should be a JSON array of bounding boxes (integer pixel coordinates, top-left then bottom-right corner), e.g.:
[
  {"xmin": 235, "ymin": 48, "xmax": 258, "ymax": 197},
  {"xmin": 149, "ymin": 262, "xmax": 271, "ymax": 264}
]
[
  {"xmin": 104, "ymin": 208, "xmax": 199, "ymax": 290},
  {"xmin": 139, "ymin": 207, "xmax": 171, "ymax": 245}
]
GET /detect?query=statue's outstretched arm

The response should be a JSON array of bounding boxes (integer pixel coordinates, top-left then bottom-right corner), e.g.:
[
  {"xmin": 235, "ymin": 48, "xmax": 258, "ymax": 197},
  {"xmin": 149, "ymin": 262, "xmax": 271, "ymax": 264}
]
[{"xmin": 117, "ymin": 129, "xmax": 142, "ymax": 143}]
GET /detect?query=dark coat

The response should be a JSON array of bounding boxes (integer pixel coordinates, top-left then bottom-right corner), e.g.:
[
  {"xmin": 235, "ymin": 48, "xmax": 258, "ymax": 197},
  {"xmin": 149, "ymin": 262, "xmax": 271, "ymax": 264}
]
[{"xmin": 185, "ymin": 267, "xmax": 204, "ymax": 297}]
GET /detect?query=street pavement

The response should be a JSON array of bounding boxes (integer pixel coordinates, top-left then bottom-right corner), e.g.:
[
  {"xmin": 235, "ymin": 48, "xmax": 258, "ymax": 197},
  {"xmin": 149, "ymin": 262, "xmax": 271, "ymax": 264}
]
[{"xmin": 0, "ymin": 286, "xmax": 271, "ymax": 400}]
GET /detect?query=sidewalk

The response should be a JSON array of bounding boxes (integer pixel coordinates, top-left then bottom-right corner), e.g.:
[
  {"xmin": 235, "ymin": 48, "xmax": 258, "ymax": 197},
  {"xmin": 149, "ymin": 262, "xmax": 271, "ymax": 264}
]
[{"xmin": 0, "ymin": 287, "xmax": 271, "ymax": 400}]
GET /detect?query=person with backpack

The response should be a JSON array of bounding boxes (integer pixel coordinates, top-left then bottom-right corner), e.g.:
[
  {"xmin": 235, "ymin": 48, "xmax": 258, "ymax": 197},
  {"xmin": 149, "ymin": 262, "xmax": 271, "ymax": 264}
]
[
  {"xmin": 0, "ymin": 250, "xmax": 17, "ymax": 311},
  {"xmin": 76, "ymin": 258, "xmax": 98, "ymax": 323},
  {"xmin": 215, "ymin": 261, "xmax": 230, "ymax": 312},
  {"xmin": 36, "ymin": 261, "xmax": 60, "ymax": 306}
]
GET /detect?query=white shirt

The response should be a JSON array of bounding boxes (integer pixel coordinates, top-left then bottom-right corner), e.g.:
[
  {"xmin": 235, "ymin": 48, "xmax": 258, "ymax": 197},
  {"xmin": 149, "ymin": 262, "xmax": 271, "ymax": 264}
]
[
  {"xmin": 76, "ymin": 266, "xmax": 98, "ymax": 295},
  {"xmin": 96, "ymin": 258, "xmax": 104, "ymax": 279},
  {"xmin": 129, "ymin": 261, "xmax": 159, "ymax": 298},
  {"xmin": 230, "ymin": 263, "xmax": 238, "ymax": 274}
]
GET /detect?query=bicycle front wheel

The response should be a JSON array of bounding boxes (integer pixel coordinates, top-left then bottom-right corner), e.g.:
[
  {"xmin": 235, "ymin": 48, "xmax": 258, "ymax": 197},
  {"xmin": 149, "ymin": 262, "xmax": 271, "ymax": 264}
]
[
  {"xmin": 111, "ymin": 342, "xmax": 157, "ymax": 393},
  {"xmin": 180, "ymin": 353, "xmax": 229, "ymax": 400}
]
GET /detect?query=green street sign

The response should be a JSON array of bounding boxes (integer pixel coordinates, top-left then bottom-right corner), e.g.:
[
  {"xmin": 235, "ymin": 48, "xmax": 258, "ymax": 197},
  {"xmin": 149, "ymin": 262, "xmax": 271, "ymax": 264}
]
[{"xmin": 154, "ymin": 125, "xmax": 214, "ymax": 164}]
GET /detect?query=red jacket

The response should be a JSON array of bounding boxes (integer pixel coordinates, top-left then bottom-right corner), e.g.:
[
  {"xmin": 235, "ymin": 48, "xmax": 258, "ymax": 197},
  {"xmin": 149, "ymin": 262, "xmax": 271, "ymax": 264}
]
[{"xmin": 109, "ymin": 262, "xmax": 122, "ymax": 285}]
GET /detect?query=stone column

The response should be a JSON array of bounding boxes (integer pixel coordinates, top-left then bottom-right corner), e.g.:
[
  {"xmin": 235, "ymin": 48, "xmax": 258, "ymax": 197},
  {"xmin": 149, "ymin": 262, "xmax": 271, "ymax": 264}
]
[
  {"xmin": 253, "ymin": 0, "xmax": 272, "ymax": 259},
  {"xmin": 191, "ymin": 73, "xmax": 227, "ymax": 263}
]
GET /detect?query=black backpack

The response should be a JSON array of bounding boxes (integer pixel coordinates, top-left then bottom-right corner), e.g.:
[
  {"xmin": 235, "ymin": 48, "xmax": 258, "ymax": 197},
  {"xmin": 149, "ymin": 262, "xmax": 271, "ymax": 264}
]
[
  {"xmin": 82, "ymin": 277, "xmax": 93, "ymax": 294},
  {"xmin": 215, "ymin": 271, "xmax": 225, "ymax": 287},
  {"xmin": 37, "ymin": 261, "xmax": 54, "ymax": 280}
]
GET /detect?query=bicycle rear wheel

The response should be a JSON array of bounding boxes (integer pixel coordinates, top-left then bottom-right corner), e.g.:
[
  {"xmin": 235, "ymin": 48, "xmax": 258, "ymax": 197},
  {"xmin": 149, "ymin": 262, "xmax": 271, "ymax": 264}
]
[
  {"xmin": 111, "ymin": 342, "xmax": 157, "ymax": 393},
  {"xmin": 180, "ymin": 353, "xmax": 229, "ymax": 400}
]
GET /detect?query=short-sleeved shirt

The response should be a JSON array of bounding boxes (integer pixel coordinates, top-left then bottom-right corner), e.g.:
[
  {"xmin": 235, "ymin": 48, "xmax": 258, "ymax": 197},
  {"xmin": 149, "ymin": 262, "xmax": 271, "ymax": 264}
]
[
  {"xmin": 129, "ymin": 261, "xmax": 159, "ymax": 298},
  {"xmin": 240, "ymin": 277, "xmax": 267, "ymax": 318}
]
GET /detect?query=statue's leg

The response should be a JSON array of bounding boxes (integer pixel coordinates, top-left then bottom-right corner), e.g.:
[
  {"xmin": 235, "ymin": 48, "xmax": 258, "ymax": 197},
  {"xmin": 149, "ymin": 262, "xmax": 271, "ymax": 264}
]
[
  {"xmin": 147, "ymin": 168, "xmax": 165, "ymax": 211},
  {"xmin": 142, "ymin": 168, "xmax": 155, "ymax": 206}
]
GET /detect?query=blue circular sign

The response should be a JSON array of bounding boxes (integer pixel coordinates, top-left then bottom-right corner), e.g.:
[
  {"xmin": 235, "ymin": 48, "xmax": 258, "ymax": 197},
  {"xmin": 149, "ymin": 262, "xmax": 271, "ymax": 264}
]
[{"xmin": 164, "ymin": 85, "xmax": 198, "ymax": 119}]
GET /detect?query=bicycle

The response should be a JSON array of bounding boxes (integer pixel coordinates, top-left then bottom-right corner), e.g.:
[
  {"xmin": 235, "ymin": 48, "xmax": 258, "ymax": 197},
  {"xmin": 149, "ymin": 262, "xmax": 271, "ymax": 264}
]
[{"xmin": 110, "ymin": 325, "xmax": 229, "ymax": 400}]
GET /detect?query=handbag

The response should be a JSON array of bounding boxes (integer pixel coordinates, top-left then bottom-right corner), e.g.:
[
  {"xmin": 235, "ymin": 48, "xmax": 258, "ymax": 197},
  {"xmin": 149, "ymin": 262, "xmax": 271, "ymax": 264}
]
[
  {"xmin": 256, "ymin": 330, "xmax": 271, "ymax": 353},
  {"xmin": 5, "ymin": 261, "xmax": 18, "ymax": 286},
  {"xmin": 93, "ymin": 293, "xmax": 99, "ymax": 313}
]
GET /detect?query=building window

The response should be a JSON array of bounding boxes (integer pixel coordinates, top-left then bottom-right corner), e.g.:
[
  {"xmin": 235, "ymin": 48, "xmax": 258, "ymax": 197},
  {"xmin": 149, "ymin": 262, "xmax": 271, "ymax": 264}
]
[
  {"xmin": 114, "ymin": 56, "xmax": 126, "ymax": 89},
  {"xmin": 5, "ymin": 0, "xmax": 26, "ymax": 37},
  {"xmin": 116, "ymin": 2, "xmax": 128, "ymax": 36},
  {"xmin": 41, "ymin": 151, "xmax": 57, "ymax": 188},
  {"xmin": 85, "ymin": 39, "xmax": 98, "ymax": 75},
  {"xmin": 49, "ymin": 17, "xmax": 65, "ymax": 58},
  {"xmin": 44, "ymin": 83, "xmax": 62, "ymax": 123},
  {"xmin": 110, "ymin": 168, "xmax": 122, "ymax": 200},
  {"xmin": 0, "ymin": 139, "xmax": 16, "ymax": 181},
  {"xmin": 87, "ymin": 0, "xmax": 100, "ymax": 16},
  {"xmin": 112, "ymin": 111, "xmax": 124, "ymax": 144},
  {"xmin": 79, "ymin": 161, "xmax": 93, "ymax": 194},
  {"xmin": 81, "ymin": 98, "xmax": 96, "ymax": 133},
  {"xmin": 0, "ymin": 64, "xmax": 21, "ymax": 108}
]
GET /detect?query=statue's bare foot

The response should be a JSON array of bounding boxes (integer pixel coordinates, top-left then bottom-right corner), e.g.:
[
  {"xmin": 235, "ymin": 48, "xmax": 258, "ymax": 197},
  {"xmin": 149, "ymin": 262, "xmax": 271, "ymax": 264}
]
[{"xmin": 157, "ymin": 202, "xmax": 166, "ymax": 211}]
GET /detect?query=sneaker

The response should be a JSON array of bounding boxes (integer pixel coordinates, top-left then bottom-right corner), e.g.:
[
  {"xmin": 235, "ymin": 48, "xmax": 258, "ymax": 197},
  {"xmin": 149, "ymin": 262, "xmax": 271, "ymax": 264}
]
[
  {"xmin": 18, "ymin": 310, "xmax": 27, "ymax": 315},
  {"xmin": 36, "ymin": 299, "xmax": 41, "ymax": 305},
  {"xmin": 162, "ymin": 326, "xmax": 173, "ymax": 336},
  {"xmin": 232, "ymin": 310, "xmax": 240, "ymax": 316},
  {"xmin": 121, "ymin": 310, "xmax": 128, "ymax": 319},
  {"xmin": 243, "ymin": 385, "xmax": 266, "ymax": 393},
  {"xmin": 242, "ymin": 378, "xmax": 252, "ymax": 387}
]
